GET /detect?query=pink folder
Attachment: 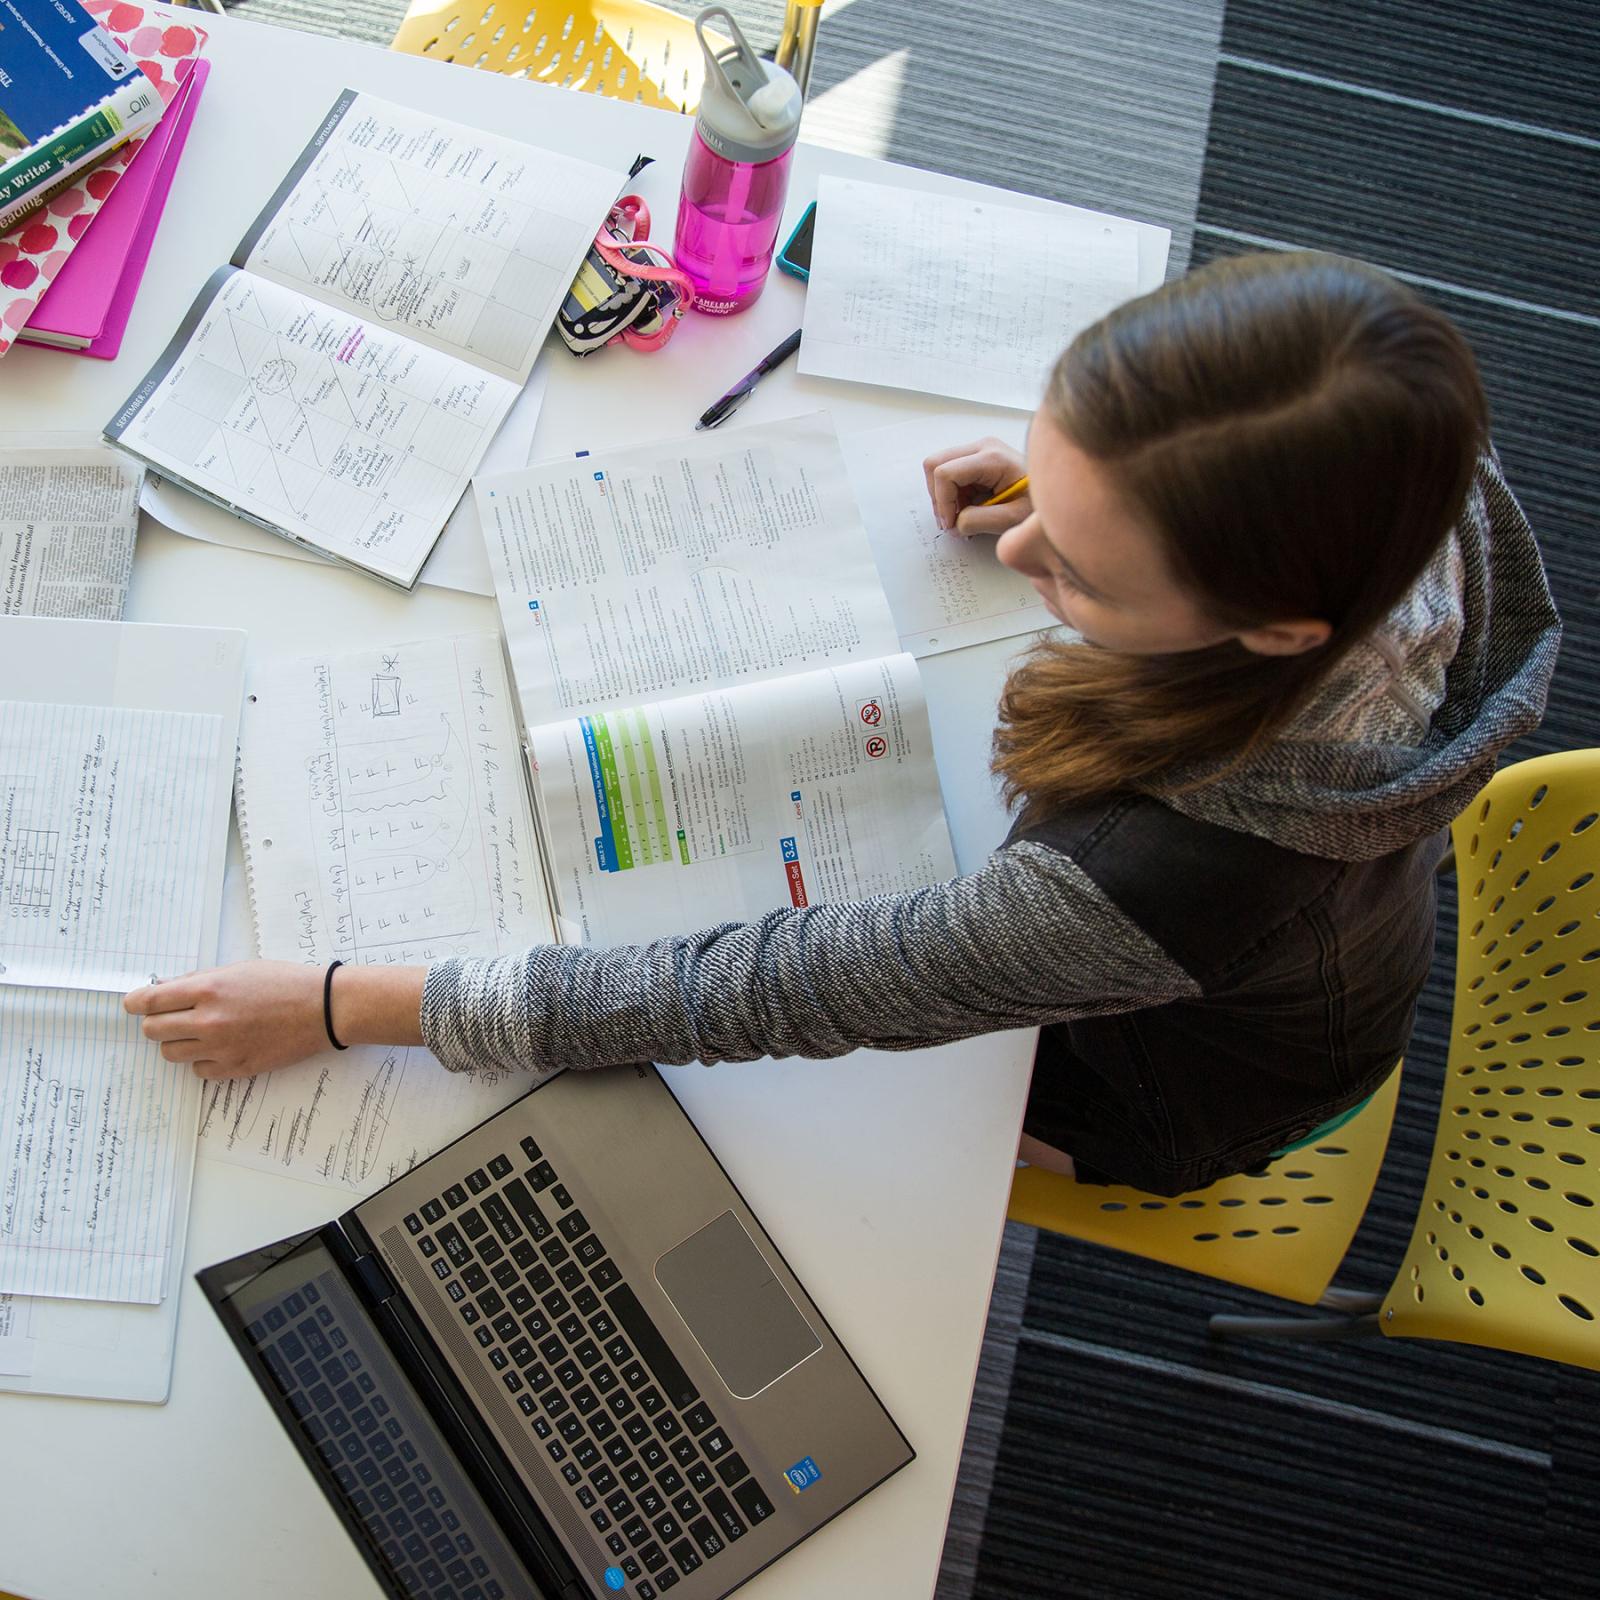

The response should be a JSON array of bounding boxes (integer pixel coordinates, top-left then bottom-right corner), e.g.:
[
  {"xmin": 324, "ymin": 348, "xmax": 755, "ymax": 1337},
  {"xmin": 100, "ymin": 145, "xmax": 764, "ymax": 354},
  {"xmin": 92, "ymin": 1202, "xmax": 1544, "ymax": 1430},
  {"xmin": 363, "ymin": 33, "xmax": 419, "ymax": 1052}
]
[{"xmin": 21, "ymin": 57, "xmax": 210, "ymax": 361}]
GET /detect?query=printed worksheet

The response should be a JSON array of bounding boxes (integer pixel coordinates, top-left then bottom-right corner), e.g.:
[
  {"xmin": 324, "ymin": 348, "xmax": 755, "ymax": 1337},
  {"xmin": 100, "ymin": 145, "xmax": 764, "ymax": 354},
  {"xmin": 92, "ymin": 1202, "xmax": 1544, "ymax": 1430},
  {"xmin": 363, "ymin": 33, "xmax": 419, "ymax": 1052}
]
[
  {"xmin": 0, "ymin": 699, "xmax": 227, "ymax": 992},
  {"xmin": 530, "ymin": 653, "xmax": 956, "ymax": 947},
  {"xmin": 106, "ymin": 269, "xmax": 520, "ymax": 589},
  {"xmin": 477, "ymin": 412, "xmax": 903, "ymax": 725},
  {"xmin": 801, "ymin": 176, "xmax": 1142, "ymax": 410},
  {"xmin": 0, "ymin": 990, "xmax": 192, "ymax": 1305},
  {"xmin": 105, "ymin": 90, "xmax": 621, "ymax": 588},
  {"xmin": 236, "ymin": 91, "xmax": 622, "ymax": 387},
  {"xmin": 215, "ymin": 634, "xmax": 561, "ymax": 1190},
  {"xmin": 0, "ymin": 446, "xmax": 143, "ymax": 620},
  {"xmin": 841, "ymin": 412, "xmax": 1056, "ymax": 655}
]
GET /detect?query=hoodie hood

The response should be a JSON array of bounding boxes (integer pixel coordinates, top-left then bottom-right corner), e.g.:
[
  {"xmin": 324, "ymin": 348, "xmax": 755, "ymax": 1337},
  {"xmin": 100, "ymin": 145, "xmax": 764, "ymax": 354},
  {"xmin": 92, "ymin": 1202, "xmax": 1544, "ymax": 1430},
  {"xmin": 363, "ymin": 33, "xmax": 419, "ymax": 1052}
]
[{"xmin": 1152, "ymin": 451, "xmax": 1563, "ymax": 861}]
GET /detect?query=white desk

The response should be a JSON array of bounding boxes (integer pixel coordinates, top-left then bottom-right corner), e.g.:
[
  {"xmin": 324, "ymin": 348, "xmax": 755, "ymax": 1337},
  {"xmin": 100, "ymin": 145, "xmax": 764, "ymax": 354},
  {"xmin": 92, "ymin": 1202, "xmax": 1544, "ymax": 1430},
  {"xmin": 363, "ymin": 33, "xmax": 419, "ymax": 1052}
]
[{"xmin": 0, "ymin": 16, "xmax": 1167, "ymax": 1598}]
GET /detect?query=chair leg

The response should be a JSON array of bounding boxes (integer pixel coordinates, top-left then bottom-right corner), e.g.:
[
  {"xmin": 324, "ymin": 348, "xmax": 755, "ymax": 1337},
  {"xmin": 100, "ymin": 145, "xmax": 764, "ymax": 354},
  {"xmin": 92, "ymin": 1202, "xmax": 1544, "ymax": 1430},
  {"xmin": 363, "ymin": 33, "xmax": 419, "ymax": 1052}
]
[
  {"xmin": 1208, "ymin": 1310, "xmax": 1382, "ymax": 1341},
  {"xmin": 1315, "ymin": 1287, "xmax": 1384, "ymax": 1314}
]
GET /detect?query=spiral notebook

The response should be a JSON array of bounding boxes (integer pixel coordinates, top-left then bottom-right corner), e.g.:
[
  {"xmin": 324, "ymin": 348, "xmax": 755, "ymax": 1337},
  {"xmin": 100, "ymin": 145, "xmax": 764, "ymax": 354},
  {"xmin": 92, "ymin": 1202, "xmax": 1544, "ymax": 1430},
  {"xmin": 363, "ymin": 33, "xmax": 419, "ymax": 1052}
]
[{"xmin": 212, "ymin": 633, "xmax": 560, "ymax": 1193}]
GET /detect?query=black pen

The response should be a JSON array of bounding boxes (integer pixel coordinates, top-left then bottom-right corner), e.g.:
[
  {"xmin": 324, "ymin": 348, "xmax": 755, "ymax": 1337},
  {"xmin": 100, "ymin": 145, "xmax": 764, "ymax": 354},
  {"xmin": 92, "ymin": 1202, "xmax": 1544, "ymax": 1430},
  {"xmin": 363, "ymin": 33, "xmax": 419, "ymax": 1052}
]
[{"xmin": 696, "ymin": 329, "xmax": 804, "ymax": 430}]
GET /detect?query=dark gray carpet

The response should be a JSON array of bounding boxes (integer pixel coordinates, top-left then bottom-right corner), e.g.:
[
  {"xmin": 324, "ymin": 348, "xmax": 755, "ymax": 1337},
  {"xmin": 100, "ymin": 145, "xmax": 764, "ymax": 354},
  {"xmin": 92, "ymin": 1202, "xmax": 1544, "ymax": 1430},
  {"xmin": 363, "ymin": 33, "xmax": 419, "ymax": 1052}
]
[{"xmin": 975, "ymin": 3, "xmax": 1600, "ymax": 1597}]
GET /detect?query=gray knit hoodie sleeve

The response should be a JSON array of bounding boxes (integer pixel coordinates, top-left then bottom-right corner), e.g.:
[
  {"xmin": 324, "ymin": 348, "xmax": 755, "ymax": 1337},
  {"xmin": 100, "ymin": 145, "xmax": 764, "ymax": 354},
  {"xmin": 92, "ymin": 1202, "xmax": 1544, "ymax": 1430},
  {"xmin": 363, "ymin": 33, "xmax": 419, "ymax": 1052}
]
[{"xmin": 420, "ymin": 840, "xmax": 1199, "ymax": 1076}]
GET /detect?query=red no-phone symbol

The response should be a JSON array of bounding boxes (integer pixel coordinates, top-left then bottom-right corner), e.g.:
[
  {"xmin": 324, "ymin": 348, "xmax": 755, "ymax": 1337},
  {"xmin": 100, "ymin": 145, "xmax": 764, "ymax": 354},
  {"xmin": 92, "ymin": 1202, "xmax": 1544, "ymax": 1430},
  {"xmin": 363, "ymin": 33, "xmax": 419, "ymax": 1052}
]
[
  {"xmin": 858, "ymin": 700, "xmax": 883, "ymax": 726},
  {"xmin": 865, "ymin": 735, "xmax": 888, "ymax": 759}
]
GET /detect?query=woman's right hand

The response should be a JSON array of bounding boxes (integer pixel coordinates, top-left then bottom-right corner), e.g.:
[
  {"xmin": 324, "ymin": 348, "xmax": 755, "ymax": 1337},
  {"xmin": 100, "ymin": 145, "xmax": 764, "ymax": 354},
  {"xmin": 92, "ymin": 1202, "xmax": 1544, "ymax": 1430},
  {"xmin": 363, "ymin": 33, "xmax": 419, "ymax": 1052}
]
[{"xmin": 923, "ymin": 437, "xmax": 1030, "ymax": 537}]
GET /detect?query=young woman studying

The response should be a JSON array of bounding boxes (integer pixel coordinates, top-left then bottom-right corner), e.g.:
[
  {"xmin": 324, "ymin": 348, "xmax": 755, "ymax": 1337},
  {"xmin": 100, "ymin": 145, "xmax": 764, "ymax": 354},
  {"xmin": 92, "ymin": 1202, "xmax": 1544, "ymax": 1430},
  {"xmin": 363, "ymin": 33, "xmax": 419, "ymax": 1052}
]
[{"xmin": 124, "ymin": 251, "xmax": 1561, "ymax": 1195}]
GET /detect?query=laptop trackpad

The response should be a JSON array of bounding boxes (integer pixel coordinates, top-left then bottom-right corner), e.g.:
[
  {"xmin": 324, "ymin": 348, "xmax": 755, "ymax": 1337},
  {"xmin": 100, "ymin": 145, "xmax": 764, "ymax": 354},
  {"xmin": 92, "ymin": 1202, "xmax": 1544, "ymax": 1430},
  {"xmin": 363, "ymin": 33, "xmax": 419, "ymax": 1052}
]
[{"xmin": 656, "ymin": 1211, "xmax": 823, "ymax": 1399}]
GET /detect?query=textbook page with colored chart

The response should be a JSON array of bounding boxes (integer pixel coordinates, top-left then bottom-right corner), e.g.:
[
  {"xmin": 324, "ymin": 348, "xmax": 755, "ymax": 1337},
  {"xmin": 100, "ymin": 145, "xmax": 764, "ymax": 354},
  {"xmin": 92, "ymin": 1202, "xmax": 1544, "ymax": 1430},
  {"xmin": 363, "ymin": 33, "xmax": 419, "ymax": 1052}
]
[
  {"xmin": 103, "ymin": 90, "xmax": 621, "ymax": 589},
  {"xmin": 476, "ymin": 412, "xmax": 957, "ymax": 946}
]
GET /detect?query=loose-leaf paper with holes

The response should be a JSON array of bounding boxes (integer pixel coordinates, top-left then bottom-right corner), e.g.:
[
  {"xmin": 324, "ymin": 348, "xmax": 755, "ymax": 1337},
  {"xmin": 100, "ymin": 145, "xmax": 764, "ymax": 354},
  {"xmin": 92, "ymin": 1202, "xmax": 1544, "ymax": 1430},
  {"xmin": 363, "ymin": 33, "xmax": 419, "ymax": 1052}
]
[{"xmin": 103, "ymin": 90, "xmax": 623, "ymax": 588}]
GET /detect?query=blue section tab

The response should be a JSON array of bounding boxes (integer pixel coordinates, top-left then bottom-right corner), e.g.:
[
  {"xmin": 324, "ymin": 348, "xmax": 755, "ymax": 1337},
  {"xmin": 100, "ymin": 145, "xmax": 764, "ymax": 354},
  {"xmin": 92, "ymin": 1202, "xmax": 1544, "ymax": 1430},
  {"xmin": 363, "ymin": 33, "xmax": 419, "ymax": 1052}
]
[
  {"xmin": 580, "ymin": 717, "xmax": 619, "ymax": 872},
  {"xmin": 783, "ymin": 1455, "xmax": 822, "ymax": 1492},
  {"xmin": 790, "ymin": 790, "xmax": 801, "ymax": 803},
  {"xmin": 780, "ymin": 836, "xmax": 799, "ymax": 863}
]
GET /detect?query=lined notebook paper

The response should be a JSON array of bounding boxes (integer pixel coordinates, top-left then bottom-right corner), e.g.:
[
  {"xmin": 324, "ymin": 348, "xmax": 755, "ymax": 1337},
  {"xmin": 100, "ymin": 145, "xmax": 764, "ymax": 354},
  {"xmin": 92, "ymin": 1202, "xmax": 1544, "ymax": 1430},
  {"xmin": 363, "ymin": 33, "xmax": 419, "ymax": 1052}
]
[
  {"xmin": 0, "ymin": 699, "xmax": 227, "ymax": 992},
  {"xmin": 0, "ymin": 989, "xmax": 187, "ymax": 1304}
]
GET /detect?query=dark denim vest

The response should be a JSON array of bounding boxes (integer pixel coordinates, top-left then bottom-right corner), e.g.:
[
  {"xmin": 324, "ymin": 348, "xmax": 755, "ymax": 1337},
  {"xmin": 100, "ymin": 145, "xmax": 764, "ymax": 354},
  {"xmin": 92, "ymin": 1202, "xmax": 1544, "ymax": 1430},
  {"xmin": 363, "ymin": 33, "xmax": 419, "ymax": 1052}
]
[{"xmin": 1015, "ymin": 796, "xmax": 1442, "ymax": 1195}]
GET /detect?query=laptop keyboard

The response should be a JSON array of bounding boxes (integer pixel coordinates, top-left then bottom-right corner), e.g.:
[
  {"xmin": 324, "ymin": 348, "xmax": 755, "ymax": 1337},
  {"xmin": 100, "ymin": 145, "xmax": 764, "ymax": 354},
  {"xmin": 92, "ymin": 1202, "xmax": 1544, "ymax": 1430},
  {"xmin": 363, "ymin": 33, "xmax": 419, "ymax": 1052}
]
[
  {"xmin": 245, "ymin": 1269, "xmax": 532, "ymax": 1600},
  {"xmin": 403, "ymin": 1136, "xmax": 777, "ymax": 1598}
]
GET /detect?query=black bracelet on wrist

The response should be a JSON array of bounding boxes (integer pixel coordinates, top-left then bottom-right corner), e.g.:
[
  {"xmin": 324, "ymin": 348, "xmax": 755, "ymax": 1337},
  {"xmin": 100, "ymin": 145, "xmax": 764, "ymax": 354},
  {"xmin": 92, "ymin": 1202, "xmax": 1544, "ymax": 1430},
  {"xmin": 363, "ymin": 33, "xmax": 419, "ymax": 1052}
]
[{"xmin": 323, "ymin": 959, "xmax": 348, "ymax": 1051}]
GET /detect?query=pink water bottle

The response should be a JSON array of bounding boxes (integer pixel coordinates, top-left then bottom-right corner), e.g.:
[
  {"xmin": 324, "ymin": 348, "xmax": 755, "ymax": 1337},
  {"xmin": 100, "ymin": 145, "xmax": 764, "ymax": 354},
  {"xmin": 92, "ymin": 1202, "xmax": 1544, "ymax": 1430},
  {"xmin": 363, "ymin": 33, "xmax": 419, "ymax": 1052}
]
[{"xmin": 675, "ymin": 6, "xmax": 803, "ymax": 315}]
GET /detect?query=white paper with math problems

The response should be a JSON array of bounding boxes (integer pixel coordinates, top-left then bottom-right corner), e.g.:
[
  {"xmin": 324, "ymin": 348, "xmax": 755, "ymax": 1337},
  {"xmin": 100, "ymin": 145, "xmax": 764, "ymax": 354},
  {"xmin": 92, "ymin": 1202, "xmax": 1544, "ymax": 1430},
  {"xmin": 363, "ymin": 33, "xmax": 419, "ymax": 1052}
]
[{"xmin": 801, "ymin": 176, "xmax": 1142, "ymax": 411}]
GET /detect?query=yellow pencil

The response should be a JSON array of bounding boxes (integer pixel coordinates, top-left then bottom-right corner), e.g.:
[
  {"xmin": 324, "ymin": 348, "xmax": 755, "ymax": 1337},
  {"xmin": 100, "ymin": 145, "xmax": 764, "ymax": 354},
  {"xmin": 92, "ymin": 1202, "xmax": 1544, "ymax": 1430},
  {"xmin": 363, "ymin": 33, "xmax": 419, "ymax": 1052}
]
[{"xmin": 981, "ymin": 475, "xmax": 1029, "ymax": 507}]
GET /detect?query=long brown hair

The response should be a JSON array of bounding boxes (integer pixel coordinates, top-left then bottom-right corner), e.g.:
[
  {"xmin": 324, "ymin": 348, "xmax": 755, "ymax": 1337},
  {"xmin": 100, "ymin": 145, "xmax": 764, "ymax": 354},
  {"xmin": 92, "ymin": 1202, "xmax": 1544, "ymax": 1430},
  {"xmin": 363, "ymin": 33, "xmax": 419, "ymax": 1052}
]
[{"xmin": 994, "ymin": 250, "xmax": 1488, "ymax": 826}]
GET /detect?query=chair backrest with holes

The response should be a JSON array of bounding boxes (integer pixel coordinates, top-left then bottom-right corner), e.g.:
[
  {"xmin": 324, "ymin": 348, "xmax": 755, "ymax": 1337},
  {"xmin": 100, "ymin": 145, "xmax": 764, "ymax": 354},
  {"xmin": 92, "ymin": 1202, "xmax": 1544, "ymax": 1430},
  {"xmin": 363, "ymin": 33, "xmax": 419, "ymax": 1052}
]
[
  {"xmin": 1008, "ymin": 1067, "xmax": 1402, "ymax": 1304},
  {"xmin": 1383, "ymin": 748, "xmax": 1600, "ymax": 1368},
  {"xmin": 390, "ymin": 0, "xmax": 726, "ymax": 113}
]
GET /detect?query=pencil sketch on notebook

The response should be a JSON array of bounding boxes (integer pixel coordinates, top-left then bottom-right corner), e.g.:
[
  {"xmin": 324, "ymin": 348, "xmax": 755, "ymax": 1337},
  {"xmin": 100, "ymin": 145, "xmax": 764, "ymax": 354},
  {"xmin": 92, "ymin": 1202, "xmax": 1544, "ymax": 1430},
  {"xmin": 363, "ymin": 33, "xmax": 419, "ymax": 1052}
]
[
  {"xmin": 0, "ymin": 700, "xmax": 227, "ymax": 992},
  {"xmin": 236, "ymin": 634, "xmax": 554, "ymax": 968},
  {"xmin": 210, "ymin": 633, "xmax": 558, "ymax": 1191}
]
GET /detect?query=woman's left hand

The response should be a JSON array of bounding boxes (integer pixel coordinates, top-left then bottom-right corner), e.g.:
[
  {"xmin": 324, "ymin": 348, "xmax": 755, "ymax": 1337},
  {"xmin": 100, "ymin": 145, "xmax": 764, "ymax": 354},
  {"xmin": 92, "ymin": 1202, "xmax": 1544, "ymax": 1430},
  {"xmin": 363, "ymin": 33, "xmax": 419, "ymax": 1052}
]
[{"xmin": 124, "ymin": 960, "xmax": 330, "ymax": 1079}]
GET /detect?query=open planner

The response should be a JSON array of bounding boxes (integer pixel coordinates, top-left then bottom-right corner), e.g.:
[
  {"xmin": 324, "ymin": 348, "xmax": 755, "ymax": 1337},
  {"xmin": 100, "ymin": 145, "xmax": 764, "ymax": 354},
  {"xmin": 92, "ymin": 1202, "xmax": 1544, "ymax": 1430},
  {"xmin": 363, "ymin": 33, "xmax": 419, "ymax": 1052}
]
[
  {"xmin": 0, "ymin": 615, "xmax": 244, "ymax": 1400},
  {"xmin": 102, "ymin": 90, "xmax": 622, "ymax": 589}
]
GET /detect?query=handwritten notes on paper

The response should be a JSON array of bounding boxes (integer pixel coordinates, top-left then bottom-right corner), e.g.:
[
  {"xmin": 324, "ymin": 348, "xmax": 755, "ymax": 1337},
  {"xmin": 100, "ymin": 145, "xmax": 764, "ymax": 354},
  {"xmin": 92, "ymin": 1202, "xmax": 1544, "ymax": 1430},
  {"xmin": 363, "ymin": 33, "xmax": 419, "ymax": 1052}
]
[
  {"xmin": 0, "ymin": 446, "xmax": 143, "ymax": 620},
  {"xmin": 198, "ymin": 1040, "xmax": 529, "ymax": 1194},
  {"xmin": 238, "ymin": 92, "xmax": 623, "ymax": 388},
  {"xmin": 840, "ymin": 413, "xmax": 1056, "ymax": 656},
  {"xmin": 0, "ymin": 990, "xmax": 187, "ymax": 1304},
  {"xmin": 800, "ymin": 176, "xmax": 1143, "ymax": 411},
  {"xmin": 210, "ymin": 634, "xmax": 557, "ymax": 1191},
  {"xmin": 108, "ymin": 268, "xmax": 521, "ymax": 589},
  {"xmin": 0, "ymin": 700, "xmax": 227, "ymax": 991}
]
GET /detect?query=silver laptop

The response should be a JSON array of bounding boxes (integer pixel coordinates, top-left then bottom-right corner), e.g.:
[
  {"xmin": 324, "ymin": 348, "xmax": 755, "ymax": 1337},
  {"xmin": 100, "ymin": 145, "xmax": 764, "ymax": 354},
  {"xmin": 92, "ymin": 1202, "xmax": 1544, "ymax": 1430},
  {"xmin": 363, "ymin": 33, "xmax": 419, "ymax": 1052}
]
[{"xmin": 199, "ymin": 1063, "xmax": 913, "ymax": 1600}]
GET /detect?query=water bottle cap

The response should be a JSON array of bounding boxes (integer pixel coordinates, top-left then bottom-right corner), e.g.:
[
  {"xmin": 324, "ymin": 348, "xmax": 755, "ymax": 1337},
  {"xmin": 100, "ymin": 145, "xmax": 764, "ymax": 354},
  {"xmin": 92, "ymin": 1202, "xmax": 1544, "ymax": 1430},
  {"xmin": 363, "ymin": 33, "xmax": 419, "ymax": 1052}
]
[{"xmin": 694, "ymin": 5, "xmax": 802, "ymax": 164}]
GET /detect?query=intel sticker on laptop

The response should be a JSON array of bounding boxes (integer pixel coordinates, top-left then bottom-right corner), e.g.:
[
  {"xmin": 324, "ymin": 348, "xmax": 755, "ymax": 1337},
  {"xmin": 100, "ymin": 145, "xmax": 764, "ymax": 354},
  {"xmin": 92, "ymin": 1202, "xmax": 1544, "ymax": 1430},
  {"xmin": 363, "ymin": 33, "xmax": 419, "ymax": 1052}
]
[{"xmin": 784, "ymin": 1456, "xmax": 822, "ymax": 1493}]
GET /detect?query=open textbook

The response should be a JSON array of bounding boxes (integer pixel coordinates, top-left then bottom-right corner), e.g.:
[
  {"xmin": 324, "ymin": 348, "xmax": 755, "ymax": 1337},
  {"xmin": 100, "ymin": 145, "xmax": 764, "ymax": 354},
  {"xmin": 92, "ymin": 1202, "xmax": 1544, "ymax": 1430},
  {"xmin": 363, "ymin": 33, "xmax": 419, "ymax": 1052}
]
[
  {"xmin": 476, "ymin": 412, "xmax": 959, "ymax": 947},
  {"xmin": 102, "ymin": 91, "xmax": 621, "ymax": 590}
]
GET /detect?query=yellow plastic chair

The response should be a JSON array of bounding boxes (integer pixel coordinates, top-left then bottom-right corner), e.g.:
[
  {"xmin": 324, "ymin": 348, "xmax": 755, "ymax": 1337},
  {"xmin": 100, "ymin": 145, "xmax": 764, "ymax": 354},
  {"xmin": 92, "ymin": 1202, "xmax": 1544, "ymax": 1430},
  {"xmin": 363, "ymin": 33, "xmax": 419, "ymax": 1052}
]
[
  {"xmin": 1014, "ymin": 751, "xmax": 1600, "ymax": 1371},
  {"xmin": 1204, "ymin": 750, "xmax": 1598, "ymax": 1368},
  {"xmin": 1372, "ymin": 748, "xmax": 1600, "ymax": 1366},
  {"xmin": 390, "ymin": 0, "xmax": 728, "ymax": 113},
  {"xmin": 1009, "ymin": 1067, "xmax": 1402, "ymax": 1308}
]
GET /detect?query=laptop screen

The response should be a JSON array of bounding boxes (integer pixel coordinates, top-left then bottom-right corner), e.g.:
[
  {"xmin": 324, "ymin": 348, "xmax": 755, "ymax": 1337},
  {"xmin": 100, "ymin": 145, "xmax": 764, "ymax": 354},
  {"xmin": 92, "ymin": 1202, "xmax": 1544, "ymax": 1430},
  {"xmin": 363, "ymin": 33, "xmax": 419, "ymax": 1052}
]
[{"xmin": 205, "ymin": 1230, "xmax": 550, "ymax": 1600}]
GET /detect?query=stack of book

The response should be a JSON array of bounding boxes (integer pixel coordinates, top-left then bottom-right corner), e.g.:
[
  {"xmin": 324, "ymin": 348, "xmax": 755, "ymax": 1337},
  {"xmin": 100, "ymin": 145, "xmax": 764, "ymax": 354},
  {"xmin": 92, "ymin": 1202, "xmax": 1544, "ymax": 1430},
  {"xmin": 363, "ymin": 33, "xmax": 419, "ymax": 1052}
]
[{"xmin": 0, "ymin": 0, "xmax": 209, "ymax": 358}]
